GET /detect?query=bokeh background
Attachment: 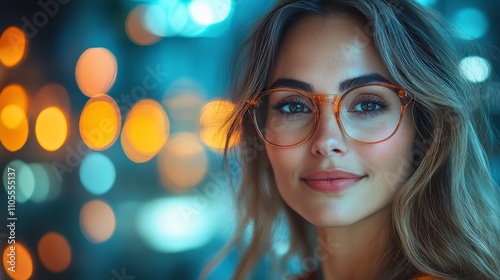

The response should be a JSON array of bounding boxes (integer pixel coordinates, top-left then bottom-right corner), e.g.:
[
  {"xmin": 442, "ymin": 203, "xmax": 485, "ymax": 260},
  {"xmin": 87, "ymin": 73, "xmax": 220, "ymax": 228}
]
[{"xmin": 0, "ymin": 0, "xmax": 499, "ymax": 279}]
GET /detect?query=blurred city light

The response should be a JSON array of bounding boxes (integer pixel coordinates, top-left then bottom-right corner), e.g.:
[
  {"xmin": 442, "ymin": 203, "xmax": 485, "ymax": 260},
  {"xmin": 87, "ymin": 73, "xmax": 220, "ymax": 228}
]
[
  {"xmin": 158, "ymin": 132, "xmax": 208, "ymax": 192},
  {"xmin": 79, "ymin": 94, "xmax": 121, "ymax": 151},
  {"xmin": 0, "ymin": 105, "xmax": 28, "ymax": 151},
  {"xmin": 459, "ymin": 55, "xmax": 491, "ymax": 83},
  {"xmin": 167, "ymin": 1, "xmax": 193, "ymax": 36},
  {"xmin": 17, "ymin": 162, "xmax": 35, "ymax": 203},
  {"xmin": 1, "ymin": 104, "xmax": 24, "ymax": 129},
  {"xmin": 3, "ymin": 242, "xmax": 33, "ymax": 280},
  {"xmin": 144, "ymin": 4, "xmax": 169, "ymax": 37},
  {"xmin": 139, "ymin": 0, "xmax": 235, "ymax": 38},
  {"xmin": 452, "ymin": 8, "xmax": 489, "ymax": 40},
  {"xmin": 37, "ymin": 232, "xmax": 72, "ymax": 273},
  {"xmin": 35, "ymin": 106, "xmax": 68, "ymax": 151},
  {"xmin": 28, "ymin": 163, "xmax": 51, "ymax": 203},
  {"xmin": 75, "ymin": 48, "xmax": 118, "ymax": 97},
  {"xmin": 38, "ymin": 163, "xmax": 62, "ymax": 202},
  {"xmin": 0, "ymin": 84, "xmax": 29, "ymax": 151},
  {"xmin": 199, "ymin": 99, "xmax": 240, "ymax": 151},
  {"xmin": 0, "ymin": 26, "xmax": 26, "ymax": 67},
  {"xmin": 80, "ymin": 199, "xmax": 116, "ymax": 243},
  {"xmin": 20, "ymin": 162, "xmax": 62, "ymax": 203},
  {"xmin": 121, "ymin": 99, "xmax": 169, "ymax": 163},
  {"xmin": 126, "ymin": 5, "xmax": 161, "ymax": 45},
  {"xmin": 136, "ymin": 196, "xmax": 219, "ymax": 253},
  {"xmin": 0, "ymin": 84, "xmax": 28, "ymax": 113},
  {"xmin": 3, "ymin": 159, "xmax": 61, "ymax": 203},
  {"xmin": 189, "ymin": 0, "xmax": 232, "ymax": 25},
  {"xmin": 3, "ymin": 160, "xmax": 34, "ymax": 203},
  {"xmin": 79, "ymin": 152, "xmax": 116, "ymax": 196}
]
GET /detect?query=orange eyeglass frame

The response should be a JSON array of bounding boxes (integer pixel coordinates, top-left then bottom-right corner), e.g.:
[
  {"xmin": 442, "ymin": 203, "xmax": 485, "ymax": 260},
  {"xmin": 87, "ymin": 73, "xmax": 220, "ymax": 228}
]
[{"xmin": 246, "ymin": 82, "xmax": 414, "ymax": 148}]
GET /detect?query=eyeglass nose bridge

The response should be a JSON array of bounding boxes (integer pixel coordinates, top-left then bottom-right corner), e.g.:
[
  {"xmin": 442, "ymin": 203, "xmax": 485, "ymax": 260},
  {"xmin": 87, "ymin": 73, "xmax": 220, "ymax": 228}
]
[{"xmin": 312, "ymin": 95, "xmax": 341, "ymax": 113}]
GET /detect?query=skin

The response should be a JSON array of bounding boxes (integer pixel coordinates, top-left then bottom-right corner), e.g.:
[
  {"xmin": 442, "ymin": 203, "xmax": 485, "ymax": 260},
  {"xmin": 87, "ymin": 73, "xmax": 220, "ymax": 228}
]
[{"xmin": 265, "ymin": 16, "xmax": 417, "ymax": 279}]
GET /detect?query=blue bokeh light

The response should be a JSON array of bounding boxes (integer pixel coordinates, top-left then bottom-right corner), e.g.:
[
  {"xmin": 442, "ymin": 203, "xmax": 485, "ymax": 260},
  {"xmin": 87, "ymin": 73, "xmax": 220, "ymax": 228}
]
[{"xmin": 79, "ymin": 152, "xmax": 116, "ymax": 195}]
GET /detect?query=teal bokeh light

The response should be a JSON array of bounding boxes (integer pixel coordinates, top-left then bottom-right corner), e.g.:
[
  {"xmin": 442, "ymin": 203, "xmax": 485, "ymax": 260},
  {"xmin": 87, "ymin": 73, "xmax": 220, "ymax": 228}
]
[
  {"xmin": 141, "ymin": 0, "xmax": 232, "ymax": 38},
  {"xmin": 136, "ymin": 196, "xmax": 218, "ymax": 253},
  {"xmin": 3, "ymin": 160, "xmax": 34, "ymax": 203},
  {"xmin": 29, "ymin": 163, "xmax": 50, "ymax": 203},
  {"xmin": 189, "ymin": 0, "xmax": 232, "ymax": 25},
  {"xmin": 79, "ymin": 152, "xmax": 116, "ymax": 195},
  {"xmin": 452, "ymin": 8, "xmax": 489, "ymax": 40}
]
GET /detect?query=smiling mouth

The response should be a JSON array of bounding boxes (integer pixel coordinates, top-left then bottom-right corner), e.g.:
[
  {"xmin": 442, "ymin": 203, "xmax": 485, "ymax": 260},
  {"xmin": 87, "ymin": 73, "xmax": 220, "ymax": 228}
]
[{"xmin": 301, "ymin": 176, "xmax": 366, "ymax": 192}]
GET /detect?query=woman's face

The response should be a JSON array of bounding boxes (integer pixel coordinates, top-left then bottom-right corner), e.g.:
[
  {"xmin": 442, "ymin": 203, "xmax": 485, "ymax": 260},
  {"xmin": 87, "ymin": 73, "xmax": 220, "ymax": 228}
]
[{"xmin": 266, "ymin": 16, "xmax": 416, "ymax": 227}]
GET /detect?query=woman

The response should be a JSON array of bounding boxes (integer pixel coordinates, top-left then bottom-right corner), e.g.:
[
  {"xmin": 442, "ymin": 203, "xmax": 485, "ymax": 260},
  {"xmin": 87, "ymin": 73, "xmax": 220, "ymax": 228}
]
[{"xmin": 207, "ymin": 0, "xmax": 500, "ymax": 279}]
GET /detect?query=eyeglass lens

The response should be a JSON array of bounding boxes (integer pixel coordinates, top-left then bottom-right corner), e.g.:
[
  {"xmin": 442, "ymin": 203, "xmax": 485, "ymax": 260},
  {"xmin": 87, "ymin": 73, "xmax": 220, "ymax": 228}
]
[{"xmin": 253, "ymin": 85, "xmax": 404, "ymax": 146}]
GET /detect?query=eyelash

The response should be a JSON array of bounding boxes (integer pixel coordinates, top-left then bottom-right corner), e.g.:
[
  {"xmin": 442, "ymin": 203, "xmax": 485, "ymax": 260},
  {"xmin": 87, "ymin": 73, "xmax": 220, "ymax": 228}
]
[
  {"xmin": 349, "ymin": 96, "xmax": 390, "ymax": 117},
  {"xmin": 272, "ymin": 97, "xmax": 311, "ymax": 115}
]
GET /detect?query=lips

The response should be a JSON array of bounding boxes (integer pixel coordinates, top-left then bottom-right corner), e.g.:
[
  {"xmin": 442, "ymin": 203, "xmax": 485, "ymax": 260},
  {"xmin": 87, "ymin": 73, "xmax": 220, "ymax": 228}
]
[{"xmin": 301, "ymin": 169, "xmax": 366, "ymax": 192}]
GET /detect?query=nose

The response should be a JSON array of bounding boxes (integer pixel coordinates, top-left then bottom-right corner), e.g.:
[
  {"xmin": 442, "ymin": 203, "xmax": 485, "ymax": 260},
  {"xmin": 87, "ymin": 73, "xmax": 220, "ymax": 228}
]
[{"xmin": 310, "ymin": 103, "xmax": 349, "ymax": 157}]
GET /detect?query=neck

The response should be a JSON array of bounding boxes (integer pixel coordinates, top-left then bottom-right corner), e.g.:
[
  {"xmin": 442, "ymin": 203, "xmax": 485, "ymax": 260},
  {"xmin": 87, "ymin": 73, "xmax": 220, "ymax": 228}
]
[{"xmin": 315, "ymin": 207, "xmax": 394, "ymax": 280}]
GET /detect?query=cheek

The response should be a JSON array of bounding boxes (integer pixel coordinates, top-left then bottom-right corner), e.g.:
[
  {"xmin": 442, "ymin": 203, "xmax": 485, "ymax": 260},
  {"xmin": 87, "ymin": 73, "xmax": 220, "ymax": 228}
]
[
  {"xmin": 266, "ymin": 145, "xmax": 305, "ymax": 183},
  {"xmin": 359, "ymin": 118, "xmax": 417, "ymax": 188}
]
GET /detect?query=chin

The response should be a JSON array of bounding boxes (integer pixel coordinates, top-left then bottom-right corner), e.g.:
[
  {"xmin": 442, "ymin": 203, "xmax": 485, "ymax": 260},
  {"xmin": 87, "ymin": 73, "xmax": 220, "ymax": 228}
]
[{"xmin": 296, "ymin": 204, "xmax": 359, "ymax": 228}]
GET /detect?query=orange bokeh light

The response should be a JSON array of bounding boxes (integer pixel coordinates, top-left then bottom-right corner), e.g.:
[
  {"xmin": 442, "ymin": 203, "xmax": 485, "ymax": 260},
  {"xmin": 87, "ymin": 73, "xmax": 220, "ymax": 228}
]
[
  {"xmin": 158, "ymin": 132, "xmax": 208, "ymax": 192},
  {"xmin": 3, "ymin": 242, "xmax": 33, "ymax": 280},
  {"xmin": 75, "ymin": 48, "xmax": 117, "ymax": 97},
  {"xmin": 1, "ymin": 104, "xmax": 25, "ymax": 129},
  {"xmin": 121, "ymin": 99, "xmax": 169, "ymax": 163},
  {"xmin": 199, "ymin": 99, "xmax": 240, "ymax": 150},
  {"xmin": 80, "ymin": 94, "xmax": 121, "ymax": 151},
  {"xmin": 38, "ymin": 232, "xmax": 72, "ymax": 273},
  {"xmin": 0, "ymin": 84, "xmax": 29, "ymax": 113},
  {"xmin": 35, "ymin": 106, "xmax": 68, "ymax": 151},
  {"xmin": 126, "ymin": 5, "xmax": 160, "ymax": 46},
  {"xmin": 80, "ymin": 200, "xmax": 116, "ymax": 243},
  {"xmin": 0, "ymin": 26, "xmax": 27, "ymax": 67},
  {"xmin": 0, "ymin": 84, "xmax": 30, "ymax": 151}
]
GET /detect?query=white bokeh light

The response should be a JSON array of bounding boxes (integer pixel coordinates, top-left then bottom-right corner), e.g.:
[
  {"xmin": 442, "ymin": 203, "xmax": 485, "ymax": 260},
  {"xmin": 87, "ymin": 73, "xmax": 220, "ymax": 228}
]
[
  {"xmin": 189, "ymin": 0, "xmax": 232, "ymax": 26},
  {"xmin": 144, "ymin": 5, "xmax": 169, "ymax": 36},
  {"xmin": 459, "ymin": 56, "xmax": 491, "ymax": 83},
  {"xmin": 136, "ymin": 196, "xmax": 219, "ymax": 253}
]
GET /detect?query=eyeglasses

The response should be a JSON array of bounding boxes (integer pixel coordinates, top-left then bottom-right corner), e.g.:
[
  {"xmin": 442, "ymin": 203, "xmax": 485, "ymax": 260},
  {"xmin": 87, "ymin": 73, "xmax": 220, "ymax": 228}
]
[{"xmin": 247, "ymin": 82, "xmax": 413, "ymax": 147}]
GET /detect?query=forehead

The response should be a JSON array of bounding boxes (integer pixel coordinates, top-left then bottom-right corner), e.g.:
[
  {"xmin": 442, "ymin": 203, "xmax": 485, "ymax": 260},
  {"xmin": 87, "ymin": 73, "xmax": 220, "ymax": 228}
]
[{"xmin": 270, "ymin": 15, "xmax": 392, "ymax": 92}]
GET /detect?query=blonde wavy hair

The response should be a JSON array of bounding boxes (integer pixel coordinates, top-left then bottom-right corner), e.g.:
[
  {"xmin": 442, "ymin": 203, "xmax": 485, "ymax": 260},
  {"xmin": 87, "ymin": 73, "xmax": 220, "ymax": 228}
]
[{"xmin": 204, "ymin": 0, "xmax": 500, "ymax": 279}]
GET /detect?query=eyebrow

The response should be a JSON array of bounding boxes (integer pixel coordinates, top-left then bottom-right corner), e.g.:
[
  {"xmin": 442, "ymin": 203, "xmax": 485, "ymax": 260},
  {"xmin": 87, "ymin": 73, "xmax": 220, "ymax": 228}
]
[{"xmin": 268, "ymin": 73, "xmax": 393, "ymax": 93}]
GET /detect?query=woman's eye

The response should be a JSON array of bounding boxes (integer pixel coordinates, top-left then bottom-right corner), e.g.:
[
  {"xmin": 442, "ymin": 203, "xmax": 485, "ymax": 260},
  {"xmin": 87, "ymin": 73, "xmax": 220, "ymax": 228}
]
[
  {"xmin": 352, "ymin": 102, "xmax": 381, "ymax": 112},
  {"xmin": 280, "ymin": 102, "xmax": 310, "ymax": 113}
]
